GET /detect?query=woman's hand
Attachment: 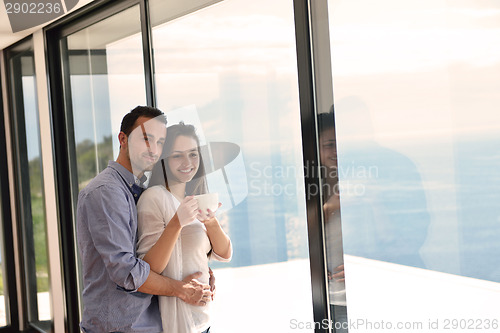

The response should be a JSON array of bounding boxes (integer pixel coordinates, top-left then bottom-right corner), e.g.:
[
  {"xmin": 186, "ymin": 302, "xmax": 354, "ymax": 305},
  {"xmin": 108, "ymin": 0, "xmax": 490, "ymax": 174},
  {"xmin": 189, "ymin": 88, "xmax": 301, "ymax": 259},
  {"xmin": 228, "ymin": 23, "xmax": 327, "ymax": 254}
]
[
  {"xmin": 197, "ymin": 203, "xmax": 222, "ymax": 224},
  {"xmin": 177, "ymin": 196, "xmax": 199, "ymax": 227}
]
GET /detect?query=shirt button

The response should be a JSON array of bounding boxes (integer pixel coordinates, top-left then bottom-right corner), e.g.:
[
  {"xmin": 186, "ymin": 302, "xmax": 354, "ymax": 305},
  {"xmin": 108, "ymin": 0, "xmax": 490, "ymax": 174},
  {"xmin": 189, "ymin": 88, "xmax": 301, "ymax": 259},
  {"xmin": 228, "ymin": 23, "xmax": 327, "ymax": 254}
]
[{"xmin": 134, "ymin": 194, "xmax": 137, "ymax": 197}]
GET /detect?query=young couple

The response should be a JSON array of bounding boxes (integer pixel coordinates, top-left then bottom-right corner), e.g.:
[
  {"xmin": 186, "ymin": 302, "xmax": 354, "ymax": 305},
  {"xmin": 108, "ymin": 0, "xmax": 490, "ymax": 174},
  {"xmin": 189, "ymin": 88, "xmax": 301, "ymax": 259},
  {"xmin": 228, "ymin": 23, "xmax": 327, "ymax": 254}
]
[{"xmin": 77, "ymin": 106, "xmax": 232, "ymax": 333}]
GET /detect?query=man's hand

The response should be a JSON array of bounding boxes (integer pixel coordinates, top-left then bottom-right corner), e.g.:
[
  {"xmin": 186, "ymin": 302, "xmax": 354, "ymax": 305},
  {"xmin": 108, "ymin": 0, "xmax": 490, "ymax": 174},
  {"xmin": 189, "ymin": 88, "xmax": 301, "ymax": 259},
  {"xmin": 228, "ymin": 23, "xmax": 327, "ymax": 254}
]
[
  {"xmin": 327, "ymin": 264, "xmax": 345, "ymax": 282},
  {"xmin": 208, "ymin": 267, "xmax": 216, "ymax": 301},
  {"xmin": 176, "ymin": 272, "xmax": 212, "ymax": 306}
]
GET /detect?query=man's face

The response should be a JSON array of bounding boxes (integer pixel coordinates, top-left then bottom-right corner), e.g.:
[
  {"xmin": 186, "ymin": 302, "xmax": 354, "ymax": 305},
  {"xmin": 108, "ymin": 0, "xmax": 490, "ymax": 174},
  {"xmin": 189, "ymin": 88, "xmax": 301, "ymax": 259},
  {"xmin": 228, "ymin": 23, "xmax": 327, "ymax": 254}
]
[{"xmin": 126, "ymin": 116, "xmax": 167, "ymax": 177}]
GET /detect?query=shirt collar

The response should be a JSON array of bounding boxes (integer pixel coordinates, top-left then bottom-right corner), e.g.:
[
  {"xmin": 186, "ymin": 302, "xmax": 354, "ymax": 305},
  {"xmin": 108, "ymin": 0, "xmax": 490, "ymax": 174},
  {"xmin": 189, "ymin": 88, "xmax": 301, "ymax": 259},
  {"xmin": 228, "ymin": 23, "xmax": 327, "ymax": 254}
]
[
  {"xmin": 108, "ymin": 161, "xmax": 147, "ymax": 188},
  {"xmin": 108, "ymin": 161, "xmax": 147, "ymax": 203}
]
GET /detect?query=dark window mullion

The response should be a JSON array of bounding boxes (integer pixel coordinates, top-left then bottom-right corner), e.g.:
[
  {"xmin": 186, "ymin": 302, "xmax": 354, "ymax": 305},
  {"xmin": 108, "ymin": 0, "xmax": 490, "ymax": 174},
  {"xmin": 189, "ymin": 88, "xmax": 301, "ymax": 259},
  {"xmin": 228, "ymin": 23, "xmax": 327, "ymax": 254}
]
[
  {"xmin": 45, "ymin": 31, "xmax": 81, "ymax": 333},
  {"xmin": 293, "ymin": 0, "xmax": 329, "ymax": 332},
  {"xmin": 140, "ymin": 0, "xmax": 156, "ymax": 107}
]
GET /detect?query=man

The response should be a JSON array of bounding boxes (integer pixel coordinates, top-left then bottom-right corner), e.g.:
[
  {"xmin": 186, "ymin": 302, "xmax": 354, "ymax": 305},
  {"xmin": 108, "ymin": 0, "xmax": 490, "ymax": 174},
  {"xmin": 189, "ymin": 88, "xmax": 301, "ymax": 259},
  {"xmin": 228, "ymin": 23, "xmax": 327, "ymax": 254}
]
[{"xmin": 77, "ymin": 106, "xmax": 212, "ymax": 332}]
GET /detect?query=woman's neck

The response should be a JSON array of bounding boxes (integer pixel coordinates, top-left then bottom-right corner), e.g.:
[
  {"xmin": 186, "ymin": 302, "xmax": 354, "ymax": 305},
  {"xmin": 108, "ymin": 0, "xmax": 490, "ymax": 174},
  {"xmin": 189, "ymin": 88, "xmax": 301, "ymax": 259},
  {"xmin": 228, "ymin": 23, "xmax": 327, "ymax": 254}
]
[{"xmin": 169, "ymin": 182, "xmax": 187, "ymax": 201}]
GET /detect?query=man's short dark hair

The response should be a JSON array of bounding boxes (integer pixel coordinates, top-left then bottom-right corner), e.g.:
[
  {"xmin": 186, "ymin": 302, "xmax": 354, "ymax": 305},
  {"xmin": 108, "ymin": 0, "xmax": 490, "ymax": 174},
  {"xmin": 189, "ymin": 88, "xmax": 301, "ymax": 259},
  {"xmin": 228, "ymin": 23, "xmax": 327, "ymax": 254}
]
[{"xmin": 120, "ymin": 106, "xmax": 167, "ymax": 136}]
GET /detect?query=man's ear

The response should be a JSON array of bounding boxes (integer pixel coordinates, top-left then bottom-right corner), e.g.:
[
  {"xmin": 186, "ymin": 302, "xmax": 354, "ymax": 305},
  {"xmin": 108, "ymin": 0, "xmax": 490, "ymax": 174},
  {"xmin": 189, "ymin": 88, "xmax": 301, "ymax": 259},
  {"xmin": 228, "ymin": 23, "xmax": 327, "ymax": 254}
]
[{"xmin": 118, "ymin": 132, "xmax": 128, "ymax": 149}]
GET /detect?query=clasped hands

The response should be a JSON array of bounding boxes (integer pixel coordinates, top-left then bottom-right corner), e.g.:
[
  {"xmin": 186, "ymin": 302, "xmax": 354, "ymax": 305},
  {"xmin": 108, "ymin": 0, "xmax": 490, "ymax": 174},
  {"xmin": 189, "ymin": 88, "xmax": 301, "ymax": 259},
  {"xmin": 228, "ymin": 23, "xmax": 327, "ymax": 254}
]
[{"xmin": 179, "ymin": 269, "xmax": 215, "ymax": 306}]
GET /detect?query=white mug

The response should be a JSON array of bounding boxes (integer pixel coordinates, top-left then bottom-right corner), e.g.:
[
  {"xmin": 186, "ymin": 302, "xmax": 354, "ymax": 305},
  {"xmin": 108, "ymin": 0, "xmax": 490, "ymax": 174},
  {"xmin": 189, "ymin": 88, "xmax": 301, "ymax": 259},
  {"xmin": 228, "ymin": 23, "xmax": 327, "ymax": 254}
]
[{"xmin": 194, "ymin": 193, "xmax": 219, "ymax": 213}]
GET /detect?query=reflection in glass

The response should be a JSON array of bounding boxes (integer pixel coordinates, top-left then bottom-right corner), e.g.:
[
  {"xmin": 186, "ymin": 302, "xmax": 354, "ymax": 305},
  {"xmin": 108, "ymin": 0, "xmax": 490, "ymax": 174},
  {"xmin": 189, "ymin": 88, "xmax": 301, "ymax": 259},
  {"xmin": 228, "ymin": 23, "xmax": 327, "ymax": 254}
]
[
  {"xmin": 328, "ymin": 0, "xmax": 500, "ymax": 328},
  {"xmin": 317, "ymin": 111, "xmax": 348, "ymax": 333},
  {"xmin": 150, "ymin": 0, "xmax": 313, "ymax": 331},
  {"xmin": 334, "ymin": 97, "xmax": 430, "ymax": 267},
  {"xmin": 8, "ymin": 47, "xmax": 51, "ymax": 324},
  {"xmin": 63, "ymin": 5, "xmax": 146, "ymax": 188}
]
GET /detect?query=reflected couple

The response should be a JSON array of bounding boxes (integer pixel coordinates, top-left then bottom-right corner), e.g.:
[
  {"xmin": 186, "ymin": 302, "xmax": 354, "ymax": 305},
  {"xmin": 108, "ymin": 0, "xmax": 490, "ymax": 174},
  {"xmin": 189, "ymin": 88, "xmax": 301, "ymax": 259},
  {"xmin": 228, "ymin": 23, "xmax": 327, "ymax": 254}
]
[
  {"xmin": 318, "ymin": 110, "xmax": 348, "ymax": 333},
  {"xmin": 332, "ymin": 96, "xmax": 429, "ymax": 268},
  {"xmin": 319, "ymin": 97, "xmax": 431, "ymax": 332},
  {"xmin": 77, "ymin": 106, "xmax": 232, "ymax": 333}
]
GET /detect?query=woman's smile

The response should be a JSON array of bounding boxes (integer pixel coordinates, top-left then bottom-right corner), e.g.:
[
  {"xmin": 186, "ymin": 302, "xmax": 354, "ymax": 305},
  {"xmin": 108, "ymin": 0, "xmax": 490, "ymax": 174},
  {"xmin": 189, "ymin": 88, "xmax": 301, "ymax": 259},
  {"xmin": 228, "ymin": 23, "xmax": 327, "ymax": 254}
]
[
  {"xmin": 178, "ymin": 167, "xmax": 195, "ymax": 174},
  {"xmin": 167, "ymin": 135, "xmax": 201, "ymax": 184}
]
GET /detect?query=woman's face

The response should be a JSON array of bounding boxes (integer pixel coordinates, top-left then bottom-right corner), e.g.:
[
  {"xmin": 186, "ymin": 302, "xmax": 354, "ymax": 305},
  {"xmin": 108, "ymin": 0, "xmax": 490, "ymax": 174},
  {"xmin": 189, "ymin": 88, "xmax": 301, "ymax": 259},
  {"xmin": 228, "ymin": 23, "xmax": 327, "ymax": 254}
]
[
  {"xmin": 167, "ymin": 135, "xmax": 200, "ymax": 184},
  {"xmin": 319, "ymin": 128, "xmax": 337, "ymax": 170}
]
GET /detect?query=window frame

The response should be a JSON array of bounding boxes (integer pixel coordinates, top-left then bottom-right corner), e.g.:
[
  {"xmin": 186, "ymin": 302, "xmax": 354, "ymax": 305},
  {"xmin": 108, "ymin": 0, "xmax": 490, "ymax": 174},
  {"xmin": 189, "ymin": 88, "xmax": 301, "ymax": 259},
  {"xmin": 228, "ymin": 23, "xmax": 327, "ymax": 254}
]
[
  {"xmin": 4, "ymin": 36, "xmax": 49, "ymax": 332},
  {"xmin": 0, "ymin": 50, "xmax": 21, "ymax": 333},
  {"xmin": 45, "ymin": 1, "xmax": 153, "ymax": 331},
  {"xmin": 293, "ymin": 0, "xmax": 331, "ymax": 331},
  {"xmin": 45, "ymin": 0, "xmax": 333, "ymax": 332}
]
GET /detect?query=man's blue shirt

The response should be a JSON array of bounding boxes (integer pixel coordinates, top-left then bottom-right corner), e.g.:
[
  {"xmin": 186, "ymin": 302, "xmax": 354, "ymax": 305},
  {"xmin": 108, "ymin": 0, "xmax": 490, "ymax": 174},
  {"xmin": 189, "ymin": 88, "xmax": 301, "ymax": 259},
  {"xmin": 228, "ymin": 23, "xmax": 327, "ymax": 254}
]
[{"xmin": 77, "ymin": 161, "xmax": 162, "ymax": 332}]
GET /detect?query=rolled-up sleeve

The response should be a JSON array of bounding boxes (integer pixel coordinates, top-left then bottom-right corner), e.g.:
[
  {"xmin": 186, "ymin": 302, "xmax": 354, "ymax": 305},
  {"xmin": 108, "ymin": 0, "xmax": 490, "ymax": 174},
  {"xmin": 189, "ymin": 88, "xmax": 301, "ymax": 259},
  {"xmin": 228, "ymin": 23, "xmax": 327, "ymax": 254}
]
[{"xmin": 81, "ymin": 186, "xmax": 150, "ymax": 292}]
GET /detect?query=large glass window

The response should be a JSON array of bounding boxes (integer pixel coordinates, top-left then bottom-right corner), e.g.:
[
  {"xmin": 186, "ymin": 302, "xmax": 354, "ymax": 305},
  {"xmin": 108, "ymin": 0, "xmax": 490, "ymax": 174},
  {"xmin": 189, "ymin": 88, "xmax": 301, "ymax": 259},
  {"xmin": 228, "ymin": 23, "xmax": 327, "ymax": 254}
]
[
  {"xmin": 149, "ymin": 0, "xmax": 313, "ymax": 331},
  {"xmin": 58, "ymin": 4, "xmax": 147, "ymax": 316},
  {"xmin": 62, "ymin": 4, "xmax": 146, "ymax": 187},
  {"xmin": 323, "ymin": 0, "xmax": 500, "ymax": 330},
  {"xmin": 6, "ymin": 39, "xmax": 51, "ymax": 330}
]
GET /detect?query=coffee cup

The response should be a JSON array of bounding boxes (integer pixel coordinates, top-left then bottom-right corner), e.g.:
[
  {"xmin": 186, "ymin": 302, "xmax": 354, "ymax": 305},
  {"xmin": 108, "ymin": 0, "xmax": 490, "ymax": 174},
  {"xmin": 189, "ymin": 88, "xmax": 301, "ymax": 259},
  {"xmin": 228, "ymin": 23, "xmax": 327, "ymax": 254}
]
[{"xmin": 194, "ymin": 193, "xmax": 219, "ymax": 213}]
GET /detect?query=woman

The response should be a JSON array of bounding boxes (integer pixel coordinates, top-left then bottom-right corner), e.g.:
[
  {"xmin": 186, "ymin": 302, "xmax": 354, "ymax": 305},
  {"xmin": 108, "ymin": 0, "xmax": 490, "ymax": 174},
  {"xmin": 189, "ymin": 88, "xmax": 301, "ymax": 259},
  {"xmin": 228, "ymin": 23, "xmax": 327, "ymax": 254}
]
[
  {"xmin": 318, "ymin": 110, "xmax": 348, "ymax": 333},
  {"xmin": 136, "ymin": 122, "xmax": 232, "ymax": 333}
]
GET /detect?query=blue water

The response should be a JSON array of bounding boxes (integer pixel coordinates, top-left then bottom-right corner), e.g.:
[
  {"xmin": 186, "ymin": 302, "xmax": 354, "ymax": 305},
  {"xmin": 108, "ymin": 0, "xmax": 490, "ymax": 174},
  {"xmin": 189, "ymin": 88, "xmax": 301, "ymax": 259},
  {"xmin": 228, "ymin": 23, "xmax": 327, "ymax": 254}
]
[
  {"xmin": 213, "ymin": 135, "xmax": 500, "ymax": 284},
  {"xmin": 453, "ymin": 136, "xmax": 500, "ymax": 282}
]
